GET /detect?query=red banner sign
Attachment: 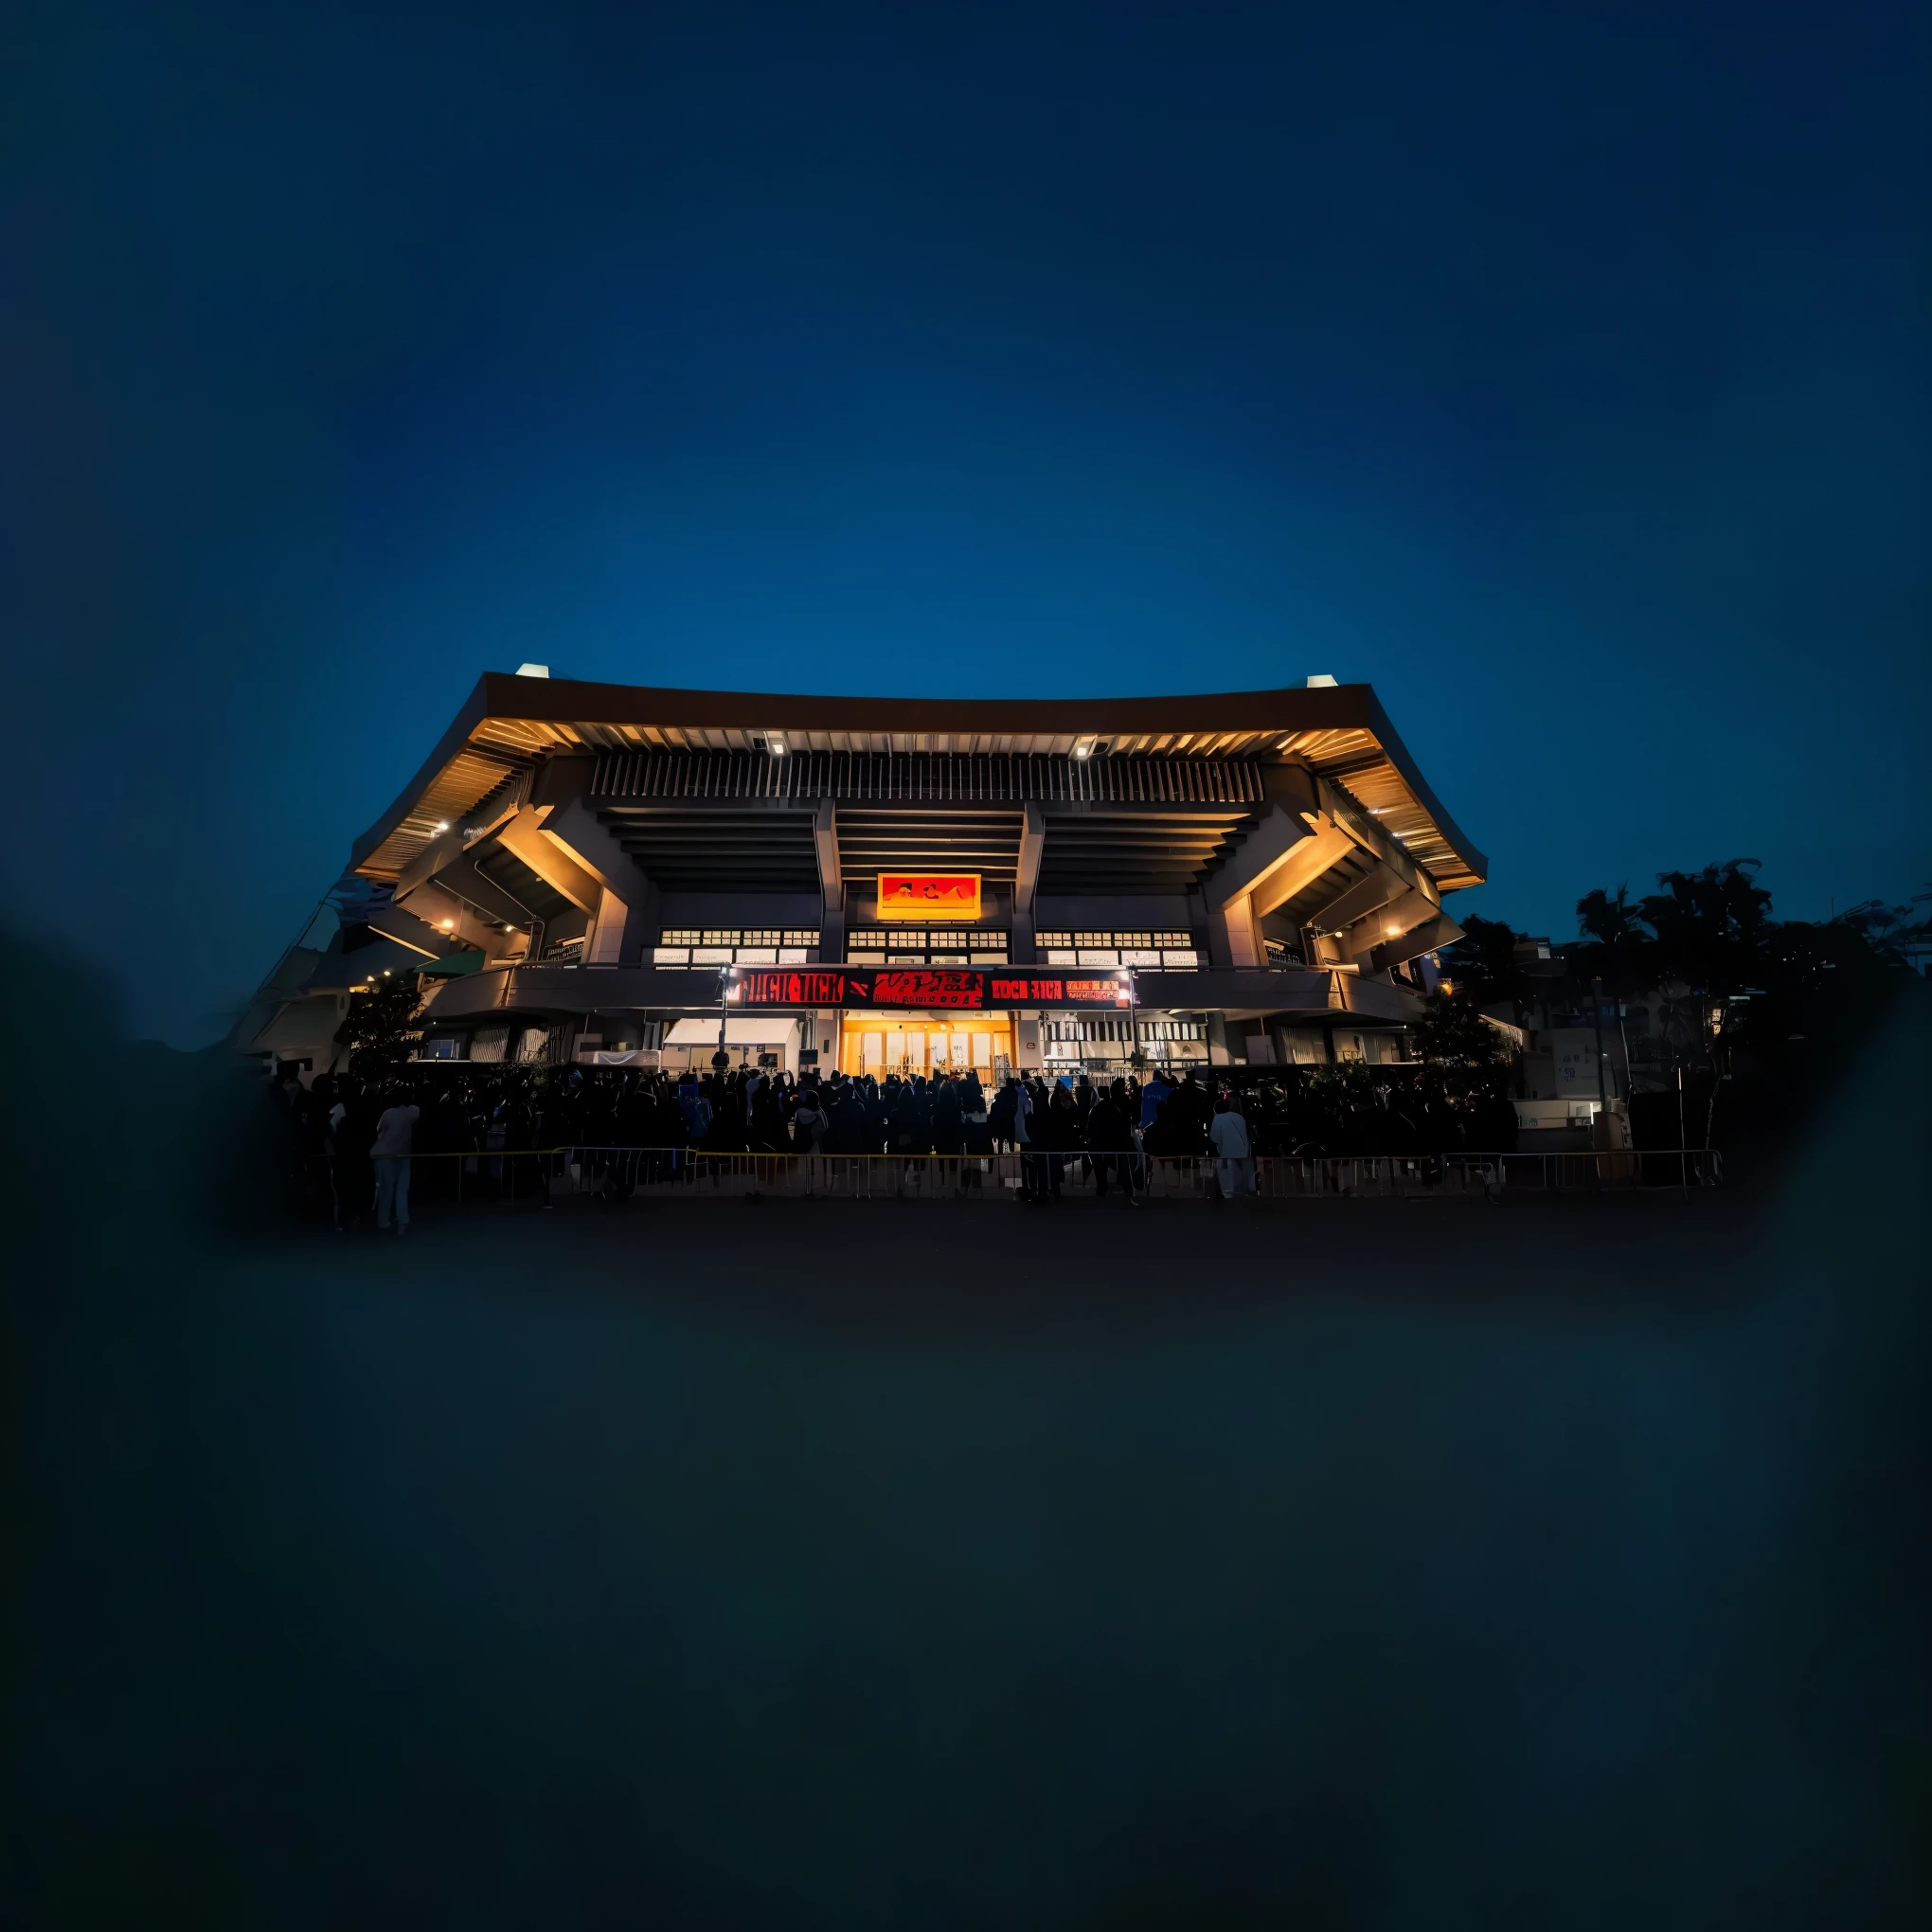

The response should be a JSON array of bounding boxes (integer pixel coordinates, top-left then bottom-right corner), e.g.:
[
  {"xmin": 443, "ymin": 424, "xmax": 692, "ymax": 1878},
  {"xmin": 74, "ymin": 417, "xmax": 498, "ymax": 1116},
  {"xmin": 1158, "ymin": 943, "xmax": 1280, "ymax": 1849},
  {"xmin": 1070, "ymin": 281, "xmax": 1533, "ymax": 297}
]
[{"xmin": 726, "ymin": 966, "xmax": 1132, "ymax": 1011}]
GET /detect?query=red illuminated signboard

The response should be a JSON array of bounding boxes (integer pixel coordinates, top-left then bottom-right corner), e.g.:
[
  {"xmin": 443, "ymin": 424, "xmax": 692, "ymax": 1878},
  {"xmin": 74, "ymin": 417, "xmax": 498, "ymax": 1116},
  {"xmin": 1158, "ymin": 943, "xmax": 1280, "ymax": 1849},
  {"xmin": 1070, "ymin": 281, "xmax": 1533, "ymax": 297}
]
[
  {"xmin": 726, "ymin": 967, "xmax": 1132, "ymax": 1010},
  {"xmin": 876, "ymin": 872, "xmax": 982, "ymax": 921}
]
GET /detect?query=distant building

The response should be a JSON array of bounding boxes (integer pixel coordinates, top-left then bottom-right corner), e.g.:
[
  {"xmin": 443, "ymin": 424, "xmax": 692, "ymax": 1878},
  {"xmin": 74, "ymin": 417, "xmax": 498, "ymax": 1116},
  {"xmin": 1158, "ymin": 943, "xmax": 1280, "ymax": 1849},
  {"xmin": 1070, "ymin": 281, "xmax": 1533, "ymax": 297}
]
[
  {"xmin": 243, "ymin": 674, "xmax": 1487, "ymax": 1080},
  {"xmin": 1492, "ymin": 936, "xmax": 1731, "ymax": 1147}
]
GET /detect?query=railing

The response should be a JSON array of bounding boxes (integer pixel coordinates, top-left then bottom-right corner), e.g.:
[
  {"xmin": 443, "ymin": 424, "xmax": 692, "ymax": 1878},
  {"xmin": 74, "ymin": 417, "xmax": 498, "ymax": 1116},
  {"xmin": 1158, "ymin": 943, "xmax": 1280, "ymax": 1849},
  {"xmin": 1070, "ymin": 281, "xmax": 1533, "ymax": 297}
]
[{"xmin": 388, "ymin": 1146, "xmax": 1725, "ymax": 1206}]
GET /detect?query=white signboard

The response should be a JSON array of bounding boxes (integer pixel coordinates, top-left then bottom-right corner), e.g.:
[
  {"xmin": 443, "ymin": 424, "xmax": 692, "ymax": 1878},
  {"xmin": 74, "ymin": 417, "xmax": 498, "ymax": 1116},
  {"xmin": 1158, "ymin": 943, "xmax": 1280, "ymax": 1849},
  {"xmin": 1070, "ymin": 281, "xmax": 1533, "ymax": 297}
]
[{"xmin": 1549, "ymin": 1028, "xmax": 1601, "ymax": 1096}]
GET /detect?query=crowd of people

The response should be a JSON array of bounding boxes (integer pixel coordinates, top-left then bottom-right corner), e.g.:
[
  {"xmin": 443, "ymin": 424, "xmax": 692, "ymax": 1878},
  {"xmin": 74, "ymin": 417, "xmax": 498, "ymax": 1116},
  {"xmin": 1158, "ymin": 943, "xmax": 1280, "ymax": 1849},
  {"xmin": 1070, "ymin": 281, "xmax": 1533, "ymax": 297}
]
[{"xmin": 268, "ymin": 1057, "xmax": 1522, "ymax": 1231}]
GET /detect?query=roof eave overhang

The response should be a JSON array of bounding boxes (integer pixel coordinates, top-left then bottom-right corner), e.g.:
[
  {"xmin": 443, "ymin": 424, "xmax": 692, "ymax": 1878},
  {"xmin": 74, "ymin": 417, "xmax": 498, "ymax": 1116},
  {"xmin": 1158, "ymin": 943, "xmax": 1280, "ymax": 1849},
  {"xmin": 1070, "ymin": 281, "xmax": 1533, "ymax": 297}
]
[
  {"xmin": 349, "ymin": 673, "xmax": 497, "ymax": 873},
  {"xmin": 349, "ymin": 675, "xmax": 1487, "ymax": 890}
]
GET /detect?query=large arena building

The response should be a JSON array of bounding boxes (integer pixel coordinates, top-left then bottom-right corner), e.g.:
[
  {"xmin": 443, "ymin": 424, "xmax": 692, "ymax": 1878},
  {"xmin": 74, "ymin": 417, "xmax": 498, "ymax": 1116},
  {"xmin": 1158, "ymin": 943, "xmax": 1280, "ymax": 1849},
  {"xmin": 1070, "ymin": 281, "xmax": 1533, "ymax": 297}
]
[{"xmin": 246, "ymin": 671, "xmax": 1486, "ymax": 1081}]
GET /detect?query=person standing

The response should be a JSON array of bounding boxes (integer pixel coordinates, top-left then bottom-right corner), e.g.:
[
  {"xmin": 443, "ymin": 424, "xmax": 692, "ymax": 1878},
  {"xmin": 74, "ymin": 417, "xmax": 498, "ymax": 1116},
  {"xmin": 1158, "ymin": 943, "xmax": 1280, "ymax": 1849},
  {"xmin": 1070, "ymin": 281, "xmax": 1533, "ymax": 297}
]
[
  {"xmin": 676, "ymin": 1073, "xmax": 711, "ymax": 1146},
  {"xmin": 1087, "ymin": 1077, "xmax": 1142, "ymax": 1208},
  {"xmin": 887, "ymin": 1082, "xmax": 929, "ymax": 1193},
  {"xmin": 1008, "ymin": 1073, "xmax": 1037, "ymax": 1202},
  {"xmin": 930, "ymin": 1074, "xmax": 965, "ymax": 1193},
  {"xmin": 325, "ymin": 1080, "xmax": 368, "ymax": 1231},
  {"xmin": 1209, "ymin": 1095, "xmax": 1255, "ymax": 1203},
  {"xmin": 1044, "ymin": 1084, "xmax": 1078, "ymax": 1202},
  {"xmin": 371, "ymin": 1088, "xmax": 422, "ymax": 1234},
  {"xmin": 830, "ymin": 1080, "xmax": 867, "ymax": 1157},
  {"xmin": 959, "ymin": 1072, "xmax": 992, "ymax": 1193},
  {"xmin": 793, "ymin": 1078, "xmax": 829, "ymax": 1194}
]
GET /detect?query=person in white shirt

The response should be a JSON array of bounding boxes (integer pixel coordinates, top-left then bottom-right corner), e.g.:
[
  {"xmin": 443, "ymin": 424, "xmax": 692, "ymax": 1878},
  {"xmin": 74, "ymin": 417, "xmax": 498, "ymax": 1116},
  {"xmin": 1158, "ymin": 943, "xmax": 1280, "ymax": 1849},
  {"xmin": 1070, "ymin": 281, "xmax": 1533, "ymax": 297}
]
[
  {"xmin": 371, "ymin": 1093, "xmax": 421, "ymax": 1234},
  {"xmin": 1209, "ymin": 1095, "xmax": 1255, "ymax": 1201}
]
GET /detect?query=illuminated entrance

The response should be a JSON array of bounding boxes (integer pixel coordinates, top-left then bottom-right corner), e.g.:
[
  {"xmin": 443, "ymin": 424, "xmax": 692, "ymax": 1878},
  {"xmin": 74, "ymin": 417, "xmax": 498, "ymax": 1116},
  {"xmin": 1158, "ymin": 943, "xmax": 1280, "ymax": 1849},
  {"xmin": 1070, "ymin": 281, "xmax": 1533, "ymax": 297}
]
[
  {"xmin": 723, "ymin": 966, "xmax": 1133, "ymax": 1085},
  {"xmin": 838, "ymin": 1015, "xmax": 1013, "ymax": 1082}
]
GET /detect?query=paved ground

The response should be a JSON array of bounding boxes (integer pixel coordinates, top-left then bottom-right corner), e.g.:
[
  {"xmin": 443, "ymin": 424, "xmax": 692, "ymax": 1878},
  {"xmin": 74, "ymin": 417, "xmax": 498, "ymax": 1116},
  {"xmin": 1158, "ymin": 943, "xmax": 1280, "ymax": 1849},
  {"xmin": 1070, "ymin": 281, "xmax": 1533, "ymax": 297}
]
[
  {"xmin": 322, "ymin": 1185, "xmax": 1762, "ymax": 1333},
  {"xmin": 11, "ymin": 1026, "xmax": 1925, "ymax": 1927}
]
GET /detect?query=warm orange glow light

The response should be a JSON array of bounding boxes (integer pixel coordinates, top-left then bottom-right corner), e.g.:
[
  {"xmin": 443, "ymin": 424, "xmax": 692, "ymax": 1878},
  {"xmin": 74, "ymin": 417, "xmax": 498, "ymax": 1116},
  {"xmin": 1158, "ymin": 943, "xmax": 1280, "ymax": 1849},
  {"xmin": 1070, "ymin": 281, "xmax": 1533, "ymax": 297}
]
[{"xmin": 876, "ymin": 873, "xmax": 982, "ymax": 921}]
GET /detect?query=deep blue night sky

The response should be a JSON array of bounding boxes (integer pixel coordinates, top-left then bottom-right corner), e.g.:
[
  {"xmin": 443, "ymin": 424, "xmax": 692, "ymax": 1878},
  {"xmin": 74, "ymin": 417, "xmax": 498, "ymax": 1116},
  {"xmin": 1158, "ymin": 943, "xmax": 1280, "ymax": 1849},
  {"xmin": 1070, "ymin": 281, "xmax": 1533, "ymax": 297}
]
[{"xmin": 6, "ymin": 1, "xmax": 1926, "ymax": 1046}]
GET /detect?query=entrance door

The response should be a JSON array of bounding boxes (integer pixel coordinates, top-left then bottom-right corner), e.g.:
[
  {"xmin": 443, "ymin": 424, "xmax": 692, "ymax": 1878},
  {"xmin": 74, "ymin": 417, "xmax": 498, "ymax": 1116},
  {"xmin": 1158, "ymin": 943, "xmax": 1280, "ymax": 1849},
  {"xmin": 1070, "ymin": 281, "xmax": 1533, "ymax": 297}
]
[{"xmin": 840, "ymin": 1018, "xmax": 1012, "ymax": 1082}]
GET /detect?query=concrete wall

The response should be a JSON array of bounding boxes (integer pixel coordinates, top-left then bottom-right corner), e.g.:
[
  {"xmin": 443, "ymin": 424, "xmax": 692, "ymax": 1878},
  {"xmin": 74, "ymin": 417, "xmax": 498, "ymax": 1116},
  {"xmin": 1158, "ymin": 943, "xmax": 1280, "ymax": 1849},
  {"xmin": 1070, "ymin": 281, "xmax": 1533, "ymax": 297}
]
[
  {"xmin": 1032, "ymin": 894, "xmax": 1197, "ymax": 931},
  {"xmin": 653, "ymin": 890, "xmax": 825, "ymax": 929}
]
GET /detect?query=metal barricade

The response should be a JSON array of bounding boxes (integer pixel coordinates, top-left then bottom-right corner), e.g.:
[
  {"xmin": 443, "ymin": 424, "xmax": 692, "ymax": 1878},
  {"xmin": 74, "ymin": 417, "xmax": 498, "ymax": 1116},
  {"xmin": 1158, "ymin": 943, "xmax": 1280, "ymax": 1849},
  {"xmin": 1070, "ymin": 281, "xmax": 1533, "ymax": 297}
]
[{"xmin": 393, "ymin": 1144, "xmax": 1725, "ymax": 1208}]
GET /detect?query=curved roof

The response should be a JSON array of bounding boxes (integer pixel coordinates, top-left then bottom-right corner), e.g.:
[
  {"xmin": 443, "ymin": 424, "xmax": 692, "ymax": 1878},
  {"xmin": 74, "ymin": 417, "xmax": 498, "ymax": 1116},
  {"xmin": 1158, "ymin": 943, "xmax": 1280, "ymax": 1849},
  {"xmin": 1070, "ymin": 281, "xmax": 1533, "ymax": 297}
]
[{"xmin": 351, "ymin": 674, "xmax": 1488, "ymax": 891}]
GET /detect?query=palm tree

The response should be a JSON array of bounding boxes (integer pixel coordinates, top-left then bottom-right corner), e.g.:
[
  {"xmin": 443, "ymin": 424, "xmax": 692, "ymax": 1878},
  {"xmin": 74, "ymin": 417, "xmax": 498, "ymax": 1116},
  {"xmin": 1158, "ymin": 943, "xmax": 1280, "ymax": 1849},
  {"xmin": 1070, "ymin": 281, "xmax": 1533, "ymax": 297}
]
[
  {"xmin": 1576, "ymin": 883, "xmax": 1640, "ymax": 948},
  {"xmin": 1573, "ymin": 884, "xmax": 1654, "ymax": 1106},
  {"xmin": 1640, "ymin": 859, "xmax": 1772, "ymax": 1001},
  {"xmin": 1637, "ymin": 860, "xmax": 1774, "ymax": 1146}
]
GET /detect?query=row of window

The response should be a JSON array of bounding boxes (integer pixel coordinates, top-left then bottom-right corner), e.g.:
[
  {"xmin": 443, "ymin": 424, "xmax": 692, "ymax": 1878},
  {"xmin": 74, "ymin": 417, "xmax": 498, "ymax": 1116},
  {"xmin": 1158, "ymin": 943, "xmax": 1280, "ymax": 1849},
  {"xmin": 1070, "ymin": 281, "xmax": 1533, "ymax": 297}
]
[
  {"xmin": 654, "ymin": 946, "xmax": 815, "ymax": 965},
  {"xmin": 1046, "ymin": 1017, "xmax": 1137, "ymax": 1044},
  {"xmin": 847, "ymin": 950, "xmax": 1011, "ymax": 966},
  {"xmin": 647, "ymin": 942, "xmax": 1205, "ymax": 969},
  {"xmin": 658, "ymin": 928, "xmax": 820, "ymax": 947},
  {"xmin": 1046, "ymin": 1017, "xmax": 1208, "ymax": 1043},
  {"xmin": 1036, "ymin": 931, "xmax": 1193, "ymax": 948},
  {"xmin": 848, "ymin": 928, "xmax": 1006, "ymax": 948},
  {"xmin": 1043, "ymin": 947, "xmax": 1199, "ymax": 968}
]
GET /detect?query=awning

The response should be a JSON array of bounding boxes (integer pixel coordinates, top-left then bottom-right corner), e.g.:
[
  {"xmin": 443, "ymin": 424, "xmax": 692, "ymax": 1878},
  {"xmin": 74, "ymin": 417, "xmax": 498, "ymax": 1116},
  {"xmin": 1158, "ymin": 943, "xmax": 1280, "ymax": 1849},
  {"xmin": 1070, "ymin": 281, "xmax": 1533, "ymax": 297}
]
[{"xmin": 663, "ymin": 1017, "xmax": 799, "ymax": 1046}]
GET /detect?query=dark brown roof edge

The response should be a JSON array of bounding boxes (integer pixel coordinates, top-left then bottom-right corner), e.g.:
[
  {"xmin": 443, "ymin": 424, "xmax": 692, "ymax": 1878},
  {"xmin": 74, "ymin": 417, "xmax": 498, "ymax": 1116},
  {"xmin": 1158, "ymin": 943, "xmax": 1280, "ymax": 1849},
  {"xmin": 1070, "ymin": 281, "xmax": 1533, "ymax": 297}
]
[{"xmin": 468, "ymin": 671, "xmax": 1375, "ymax": 734}]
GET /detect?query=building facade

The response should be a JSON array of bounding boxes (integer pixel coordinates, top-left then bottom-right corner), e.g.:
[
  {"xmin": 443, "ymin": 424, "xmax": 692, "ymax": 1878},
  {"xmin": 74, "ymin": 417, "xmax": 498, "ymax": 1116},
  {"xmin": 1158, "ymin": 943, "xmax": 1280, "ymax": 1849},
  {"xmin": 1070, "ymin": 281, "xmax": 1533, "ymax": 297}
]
[{"xmin": 247, "ymin": 673, "xmax": 1487, "ymax": 1080}]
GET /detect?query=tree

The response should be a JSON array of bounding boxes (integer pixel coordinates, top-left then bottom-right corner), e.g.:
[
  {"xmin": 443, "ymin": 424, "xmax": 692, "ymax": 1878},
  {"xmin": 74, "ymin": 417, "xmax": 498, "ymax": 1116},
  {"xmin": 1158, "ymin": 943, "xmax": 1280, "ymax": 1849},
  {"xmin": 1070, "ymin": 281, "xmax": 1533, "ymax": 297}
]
[
  {"xmin": 1572, "ymin": 883, "xmax": 1657, "ymax": 1114},
  {"xmin": 1574, "ymin": 884, "xmax": 1656, "ymax": 988},
  {"xmin": 1638, "ymin": 859, "xmax": 1773, "ymax": 1001},
  {"xmin": 1413, "ymin": 993, "xmax": 1510, "ymax": 1073},
  {"xmin": 333, "ymin": 975, "xmax": 424, "ymax": 1079},
  {"xmin": 1438, "ymin": 914, "xmax": 1530, "ymax": 1017}
]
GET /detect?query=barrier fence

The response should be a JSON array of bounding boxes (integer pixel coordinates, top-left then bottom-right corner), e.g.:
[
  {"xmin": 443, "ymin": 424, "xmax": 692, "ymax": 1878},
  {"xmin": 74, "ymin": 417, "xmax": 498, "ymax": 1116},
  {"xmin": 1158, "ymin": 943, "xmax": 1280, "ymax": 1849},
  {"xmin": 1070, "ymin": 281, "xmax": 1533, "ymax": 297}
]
[{"xmin": 381, "ymin": 1145, "xmax": 1725, "ymax": 1208}]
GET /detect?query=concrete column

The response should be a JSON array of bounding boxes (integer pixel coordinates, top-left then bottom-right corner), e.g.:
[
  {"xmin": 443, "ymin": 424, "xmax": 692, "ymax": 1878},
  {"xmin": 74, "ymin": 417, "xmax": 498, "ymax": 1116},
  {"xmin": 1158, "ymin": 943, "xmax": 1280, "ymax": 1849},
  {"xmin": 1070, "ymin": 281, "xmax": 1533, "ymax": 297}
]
[
  {"xmin": 1313, "ymin": 862, "xmax": 1409, "ymax": 940},
  {"xmin": 1015, "ymin": 1012, "xmax": 1044, "ymax": 1068},
  {"xmin": 585, "ymin": 886, "xmax": 629, "ymax": 967},
  {"xmin": 1201, "ymin": 802, "xmax": 1358, "ymax": 920},
  {"xmin": 523, "ymin": 796, "xmax": 657, "ymax": 964},
  {"xmin": 1222, "ymin": 895, "xmax": 1262, "ymax": 968},
  {"xmin": 1011, "ymin": 801, "xmax": 1045, "ymax": 962},
  {"xmin": 1206, "ymin": 1011, "xmax": 1232, "ymax": 1065},
  {"xmin": 1205, "ymin": 894, "xmax": 1235, "ymax": 969},
  {"xmin": 1360, "ymin": 911, "xmax": 1464, "ymax": 976},
  {"xmin": 814, "ymin": 798, "xmax": 844, "ymax": 961},
  {"xmin": 496, "ymin": 807, "xmax": 602, "ymax": 913},
  {"xmin": 810, "ymin": 1008, "xmax": 840, "ymax": 1072}
]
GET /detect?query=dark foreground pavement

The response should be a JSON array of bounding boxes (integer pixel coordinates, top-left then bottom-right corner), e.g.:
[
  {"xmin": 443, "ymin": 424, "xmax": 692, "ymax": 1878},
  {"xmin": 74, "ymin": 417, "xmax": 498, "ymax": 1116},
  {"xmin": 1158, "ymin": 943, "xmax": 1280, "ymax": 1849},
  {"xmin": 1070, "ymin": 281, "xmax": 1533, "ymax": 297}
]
[
  {"xmin": 7, "ymin": 1014, "xmax": 1926, "ymax": 1927},
  {"xmin": 308, "ymin": 1184, "xmax": 1767, "ymax": 1331}
]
